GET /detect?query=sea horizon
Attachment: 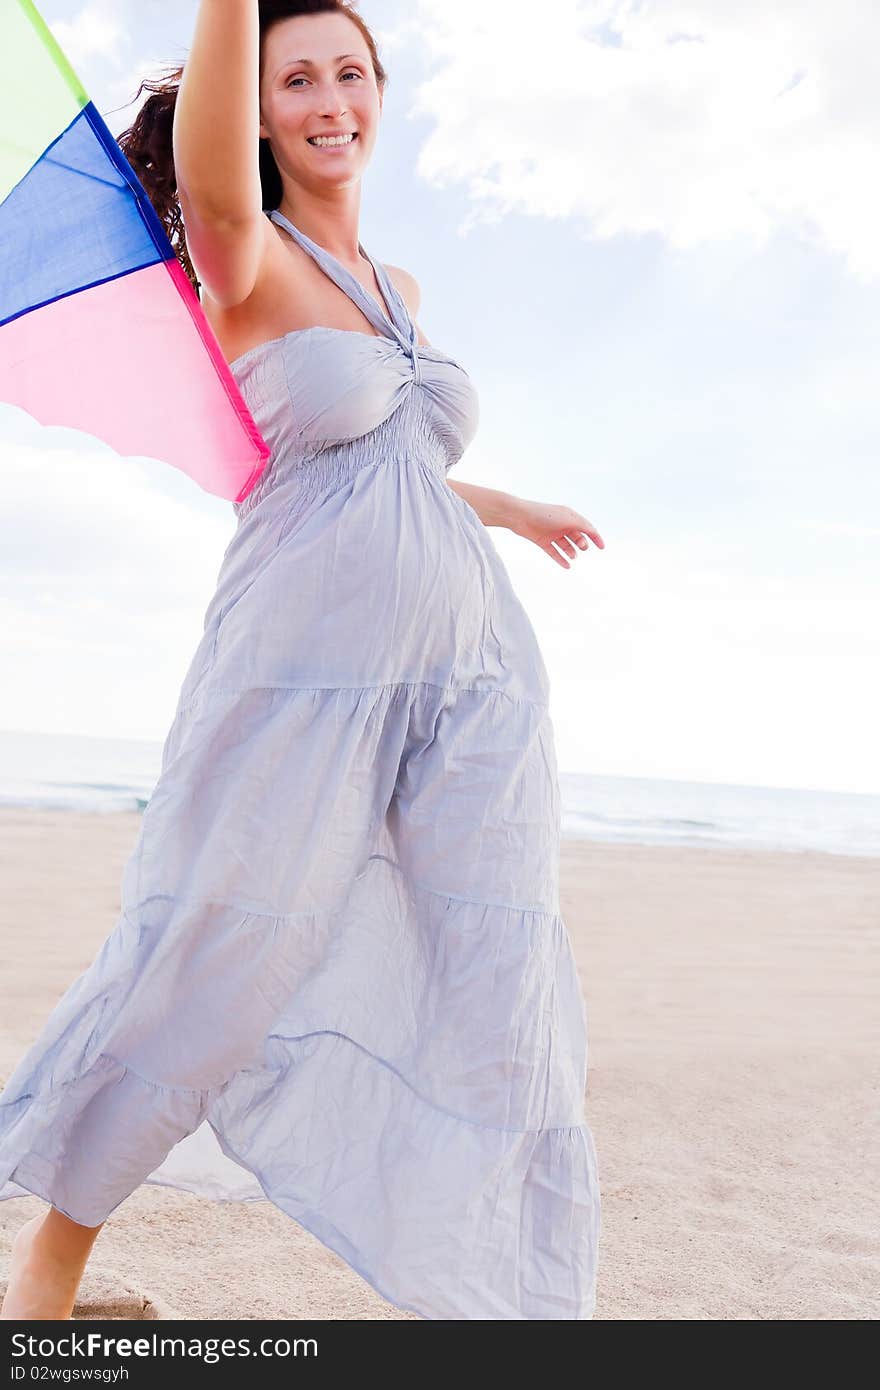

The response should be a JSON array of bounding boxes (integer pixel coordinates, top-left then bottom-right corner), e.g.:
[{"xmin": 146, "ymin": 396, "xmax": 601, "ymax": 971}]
[{"xmin": 0, "ymin": 727, "xmax": 878, "ymax": 859}]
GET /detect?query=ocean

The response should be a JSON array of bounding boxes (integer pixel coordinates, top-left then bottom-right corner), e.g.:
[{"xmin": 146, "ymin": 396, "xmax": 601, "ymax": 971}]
[{"xmin": 0, "ymin": 728, "xmax": 877, "ymax": 859}]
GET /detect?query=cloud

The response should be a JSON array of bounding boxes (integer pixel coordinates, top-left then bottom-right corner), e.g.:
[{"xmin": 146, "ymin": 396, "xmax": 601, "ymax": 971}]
[
  {"xmin": 0, "ymin": 427, "xmax": 230, "ymax": 608},
  {"xmin": 400, "ymin": 0, "xmax": 880, "ymax": 281},
  {"xmin": 793, "ymin": 520, "xmax": 880, "ymax": 539},
  {"xmin": 0, "ymin": 422, "xmax": 234, "ymax": 738},
  {"xmin": 488, "ymin": 519, "xmax": 880, "ymax": 792},
  {"xmin": 48, "ymin": 0, "xmax": 131, "ymax": 67}
]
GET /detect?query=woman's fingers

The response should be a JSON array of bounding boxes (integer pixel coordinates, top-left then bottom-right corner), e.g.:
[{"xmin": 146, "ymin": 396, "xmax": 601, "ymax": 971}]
[
  {"xmin": 545, "ymin": 541, "xmax": 572, "ymax": 568},
  {"xmin": 562, "ymin": 530, "xmax": 592, "ymax": 551},
  {"xmin": 571, "ymin": 517, "xmax": 604, "ymax": 549},
  {"xmin": 527, "ymin": 509, "xmax": 606, "ymax": 567}
]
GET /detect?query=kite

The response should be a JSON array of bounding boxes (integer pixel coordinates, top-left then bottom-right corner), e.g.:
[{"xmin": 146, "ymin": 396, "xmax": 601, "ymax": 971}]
[{"xmin": 0, "ymin": 0, "xmax": 270, "ymax": 503}]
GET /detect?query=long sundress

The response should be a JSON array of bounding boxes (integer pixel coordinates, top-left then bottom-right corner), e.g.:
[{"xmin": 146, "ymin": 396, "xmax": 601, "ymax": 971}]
[{"xmin": 0, "ymin": 208, "xmax": 602, "ymax": 1320}]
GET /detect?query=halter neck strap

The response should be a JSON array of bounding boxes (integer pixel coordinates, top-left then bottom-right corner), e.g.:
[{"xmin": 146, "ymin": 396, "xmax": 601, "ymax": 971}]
[{"xmin": 268, "ymin": 209, "xmax": 414, "ymax": 350}]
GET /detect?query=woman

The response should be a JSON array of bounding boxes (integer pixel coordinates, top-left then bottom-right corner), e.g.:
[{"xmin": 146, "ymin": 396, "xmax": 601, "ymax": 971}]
[{"xmin": 0, "ymin": 0, "xmax": 603, "ymax": 1321}]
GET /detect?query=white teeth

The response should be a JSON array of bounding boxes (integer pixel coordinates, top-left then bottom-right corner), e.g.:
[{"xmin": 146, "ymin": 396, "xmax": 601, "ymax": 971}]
[{"xmin": 308, "ymin": 133, "xmax": 356, "ymax": 147}]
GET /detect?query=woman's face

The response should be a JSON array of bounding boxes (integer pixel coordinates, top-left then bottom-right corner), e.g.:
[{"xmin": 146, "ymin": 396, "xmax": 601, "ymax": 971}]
[{"xmin": 259, "ymin": 13, "xmax": 383, "ymax": 193}]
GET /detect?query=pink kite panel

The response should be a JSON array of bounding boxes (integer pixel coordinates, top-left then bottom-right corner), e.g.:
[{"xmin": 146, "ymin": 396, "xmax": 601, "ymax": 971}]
[{"xmin": 0, "ymin": 260, "xmax": 269, "ymax": 502}]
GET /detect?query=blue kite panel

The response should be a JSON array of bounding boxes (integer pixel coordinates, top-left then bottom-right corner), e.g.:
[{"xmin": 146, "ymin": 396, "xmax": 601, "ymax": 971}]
[{"xmin": 0, "ymin": 103, "xmax": 171, "ymax": 328}]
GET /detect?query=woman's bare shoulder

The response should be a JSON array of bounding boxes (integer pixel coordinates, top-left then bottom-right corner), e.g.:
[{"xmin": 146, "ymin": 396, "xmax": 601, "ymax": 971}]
[
  {"xmin": 383, "ymin": 264, "xmax": 421, "ymax": 317},
  {"xmin": 382, "ymin": 265, "xmax": 432, "ymax": 346}
]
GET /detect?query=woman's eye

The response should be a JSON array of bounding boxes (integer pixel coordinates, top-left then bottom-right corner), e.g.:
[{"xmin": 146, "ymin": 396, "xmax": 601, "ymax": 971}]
[{"xmin": 288, "ymin": 70, "xmax": 362, "ymax": 87}]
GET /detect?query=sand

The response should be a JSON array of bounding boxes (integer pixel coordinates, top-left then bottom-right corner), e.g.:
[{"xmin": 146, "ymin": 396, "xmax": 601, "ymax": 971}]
[{"xmin": 0, "ymin": 806, "xmax": 877, "ymax": 1320}]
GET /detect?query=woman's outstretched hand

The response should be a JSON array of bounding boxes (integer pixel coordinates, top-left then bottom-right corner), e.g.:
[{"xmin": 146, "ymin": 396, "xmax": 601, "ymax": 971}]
[{"xmin": 508, "ymin": 499, "xmax": 605, "ymax": 569}]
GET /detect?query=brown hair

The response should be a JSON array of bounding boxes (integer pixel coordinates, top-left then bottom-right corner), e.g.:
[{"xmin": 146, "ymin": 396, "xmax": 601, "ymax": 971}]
[{"xmin": 115, "ymin": 1, "xmax": 388, "ymax": 296}]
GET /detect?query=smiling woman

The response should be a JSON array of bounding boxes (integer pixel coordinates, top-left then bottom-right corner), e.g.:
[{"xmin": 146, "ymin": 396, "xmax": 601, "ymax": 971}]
[{"xmin": 0, "ymin": 0, "xmax": 603, "ymax": 1324}]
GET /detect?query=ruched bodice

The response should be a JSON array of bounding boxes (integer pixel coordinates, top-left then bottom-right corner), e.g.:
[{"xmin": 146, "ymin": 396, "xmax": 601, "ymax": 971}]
[{"xmin": 230, "ymin": 210, "xmax": 479, "ymax": 522}]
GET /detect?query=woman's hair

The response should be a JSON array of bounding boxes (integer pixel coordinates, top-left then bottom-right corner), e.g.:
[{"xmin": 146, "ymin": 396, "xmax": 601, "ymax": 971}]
[{"xmin": 115, "ymin": 1, "xmax": 388, "ymax": 296}]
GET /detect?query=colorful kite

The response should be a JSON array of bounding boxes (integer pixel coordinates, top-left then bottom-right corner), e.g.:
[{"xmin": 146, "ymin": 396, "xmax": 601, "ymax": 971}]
[{"xmin": 0, "ymin": 0, "xmax": 269, "ymax": 503}]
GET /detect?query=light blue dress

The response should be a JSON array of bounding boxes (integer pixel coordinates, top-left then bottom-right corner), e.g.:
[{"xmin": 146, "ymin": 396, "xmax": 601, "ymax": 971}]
[{"xmin": 0, "ymin": 210, "xmax": 601, "ymax": 1320}]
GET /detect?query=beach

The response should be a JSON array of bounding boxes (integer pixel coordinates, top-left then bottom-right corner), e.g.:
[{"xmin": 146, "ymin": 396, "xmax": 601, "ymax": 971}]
[{"xmin": 0, "ymin": 806, "xmax": 877, "ymax": 1320}]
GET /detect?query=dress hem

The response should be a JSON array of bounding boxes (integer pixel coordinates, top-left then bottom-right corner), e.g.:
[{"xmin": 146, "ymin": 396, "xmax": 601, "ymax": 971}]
[{"xmin": 0, "ymin": 1158, "xmax": 597, "ymax": 1321}]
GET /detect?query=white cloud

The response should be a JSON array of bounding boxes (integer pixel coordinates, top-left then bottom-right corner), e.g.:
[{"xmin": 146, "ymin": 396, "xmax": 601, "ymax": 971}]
[
  {"xmin": 793, "ymin": 520, "xmax": 880, "ymax": 539},
  {"xmin": 48, "ymin": 0, "xmax": 130, "ymax": 67},
  {"xmin": 486, "ymin": 522, "xmax": 880, "ymax": 794},
  {"xmin": 0, "ymin": 423, "xmax": 234, "ymax": 740},
  {"xmin": 401, "ymin": 0, "xmax": 880, "ymax": 280}
]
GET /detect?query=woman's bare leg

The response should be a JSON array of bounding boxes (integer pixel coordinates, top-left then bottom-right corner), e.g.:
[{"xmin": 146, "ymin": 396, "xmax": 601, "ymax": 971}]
[{"xmin": 1, "ymin": 1207, "xmax": 105, "ymax": 1320}]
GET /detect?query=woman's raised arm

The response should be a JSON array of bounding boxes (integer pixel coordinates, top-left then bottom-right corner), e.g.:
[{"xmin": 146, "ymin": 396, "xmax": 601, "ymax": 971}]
[{"xmin": 172, "ymin": 0, "xmax": 266, "ymax": 306}]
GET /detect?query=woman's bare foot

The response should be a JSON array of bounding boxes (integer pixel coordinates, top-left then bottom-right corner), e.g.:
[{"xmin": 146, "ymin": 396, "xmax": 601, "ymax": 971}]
[{"xmin": 1, "ymin": 1209, "xmax": 104, "ymax": 1320}]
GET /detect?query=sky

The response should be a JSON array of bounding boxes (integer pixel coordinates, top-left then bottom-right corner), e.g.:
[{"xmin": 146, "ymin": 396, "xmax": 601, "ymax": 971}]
[{"xmin": 1, "ymin": 0, "xmax": 878, "ymax": 795}]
